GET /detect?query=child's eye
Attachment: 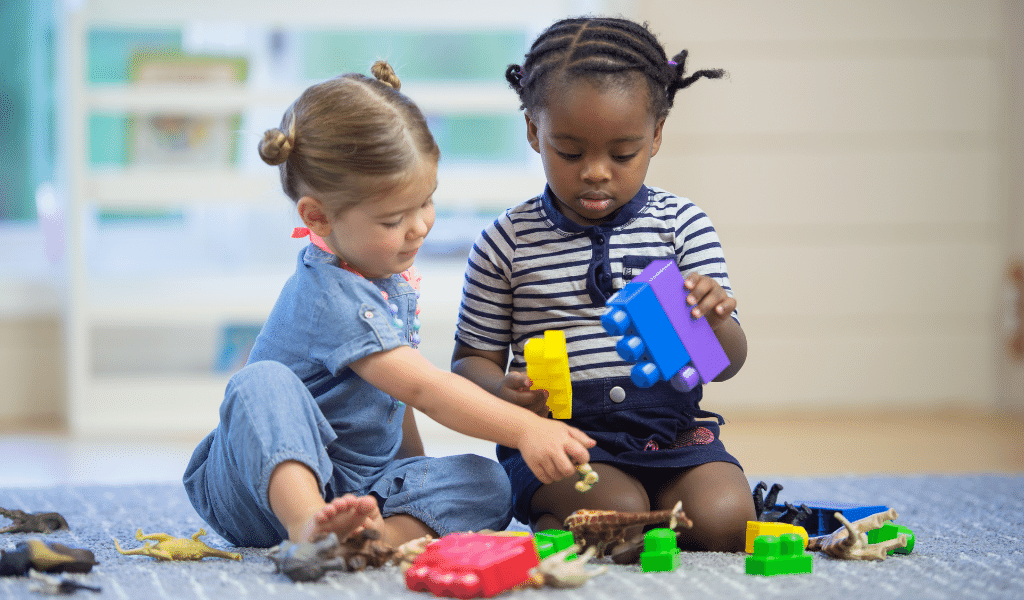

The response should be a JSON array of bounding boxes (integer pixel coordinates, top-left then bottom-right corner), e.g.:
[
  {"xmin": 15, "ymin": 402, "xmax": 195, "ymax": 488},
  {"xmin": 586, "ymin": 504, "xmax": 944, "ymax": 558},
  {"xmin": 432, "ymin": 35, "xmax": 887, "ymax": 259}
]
[
  {"xmin": 382, "ymin": 219, "xmax": 402, "ymax": 229},
  {"xmin": 556, "ymin": 150, "xmax": 582, "ymax": 161},
  {"xmin": 614, "ymin": 152, "xmax": 639, "ymax": 162}
]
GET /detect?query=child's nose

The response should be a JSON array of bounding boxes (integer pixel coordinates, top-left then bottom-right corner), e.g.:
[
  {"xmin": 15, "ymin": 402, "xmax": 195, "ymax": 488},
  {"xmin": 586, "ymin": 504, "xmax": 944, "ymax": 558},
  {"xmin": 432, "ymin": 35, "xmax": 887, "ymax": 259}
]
[
  {"xmin": 582, "ymin": 158, "xmax": 611, "ymax": 183},
  {"xmin": 408, "ymin": 214, "xmax": 431, "ymax": 238}
]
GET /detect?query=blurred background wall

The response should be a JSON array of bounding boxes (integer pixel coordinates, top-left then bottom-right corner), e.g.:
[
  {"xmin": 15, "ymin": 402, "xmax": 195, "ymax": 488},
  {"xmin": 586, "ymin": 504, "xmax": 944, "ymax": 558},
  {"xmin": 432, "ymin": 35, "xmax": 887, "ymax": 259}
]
[{"xmin": 0, "ymin": 0, "xmax": 1021, "ymax": 440}]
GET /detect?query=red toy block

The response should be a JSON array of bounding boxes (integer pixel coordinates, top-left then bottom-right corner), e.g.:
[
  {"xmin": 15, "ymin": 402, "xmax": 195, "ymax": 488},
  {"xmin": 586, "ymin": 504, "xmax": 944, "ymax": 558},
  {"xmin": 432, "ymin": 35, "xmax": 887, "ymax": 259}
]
[{"xmin": 405, "ymin": 533, "xmax": 539, "ymax": 598}]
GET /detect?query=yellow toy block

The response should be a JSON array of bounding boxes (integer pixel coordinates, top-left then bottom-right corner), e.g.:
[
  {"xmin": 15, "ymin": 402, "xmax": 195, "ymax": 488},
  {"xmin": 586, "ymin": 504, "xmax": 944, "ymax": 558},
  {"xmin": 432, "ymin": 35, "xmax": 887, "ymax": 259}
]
[
  {"xmin": 745, "ymin": 521, "xmax": 809, "ymax": 554},
  {"xmin": 524, "ymin": 330, "xmax": 572, "ymax": 419}
]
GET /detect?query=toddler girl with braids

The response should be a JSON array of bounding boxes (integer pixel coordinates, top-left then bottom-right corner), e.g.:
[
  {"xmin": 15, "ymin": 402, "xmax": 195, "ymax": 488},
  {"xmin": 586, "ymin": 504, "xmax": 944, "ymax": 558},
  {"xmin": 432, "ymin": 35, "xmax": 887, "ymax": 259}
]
[
  {"xmin": 453, "ymin": 18, "xmax": 756, "ymax": 553},
  {"xmin": 184, "ymin": 61, "xmax": 594, "ymax": 550}
]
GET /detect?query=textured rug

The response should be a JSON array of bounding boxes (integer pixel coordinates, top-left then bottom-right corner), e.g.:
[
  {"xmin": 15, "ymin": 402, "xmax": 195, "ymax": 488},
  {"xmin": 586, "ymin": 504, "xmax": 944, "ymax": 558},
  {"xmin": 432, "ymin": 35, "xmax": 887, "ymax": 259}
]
[{"xmin": 1, "ymin": 473, "xmax": 1022, "ymax": 599}]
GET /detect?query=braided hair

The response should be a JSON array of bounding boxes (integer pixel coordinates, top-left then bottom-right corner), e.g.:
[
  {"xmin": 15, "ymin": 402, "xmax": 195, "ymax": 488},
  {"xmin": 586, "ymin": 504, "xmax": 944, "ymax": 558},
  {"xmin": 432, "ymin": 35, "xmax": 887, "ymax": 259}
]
[{"xmin": 506, "ymin": 17, "xmax": 725, "ymax": 120}]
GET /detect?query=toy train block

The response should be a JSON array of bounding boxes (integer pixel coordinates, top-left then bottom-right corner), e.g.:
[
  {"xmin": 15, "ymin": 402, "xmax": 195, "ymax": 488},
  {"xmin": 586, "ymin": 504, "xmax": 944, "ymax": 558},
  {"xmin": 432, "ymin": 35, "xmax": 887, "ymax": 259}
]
[
  {"xmin": 405, "ymin": 533, "xmax": 539, "ymax": 599},
  {"xmin": 635, "ymin": 260, "xmax": 730, "ymax": 385},
  {"xmin": 601, "ymin": 281, "xmax": 691, "ymax": 388},
  {"xmin": 523, "ymin": 330, "xmax": 573, "ymax": 419}
]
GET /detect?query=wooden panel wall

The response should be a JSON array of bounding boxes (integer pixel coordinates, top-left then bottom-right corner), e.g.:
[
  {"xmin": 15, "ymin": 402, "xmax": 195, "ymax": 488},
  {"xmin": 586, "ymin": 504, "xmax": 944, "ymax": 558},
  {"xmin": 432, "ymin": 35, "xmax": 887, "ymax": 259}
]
[{"xmin": 633, "ymin": 0, "xmax": 1011, "ymax": 412}]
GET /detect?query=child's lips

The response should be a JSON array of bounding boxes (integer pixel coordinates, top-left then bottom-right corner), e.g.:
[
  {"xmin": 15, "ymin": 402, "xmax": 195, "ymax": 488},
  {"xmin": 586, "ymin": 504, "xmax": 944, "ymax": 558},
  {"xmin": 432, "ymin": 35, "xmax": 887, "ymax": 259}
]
[{"xmin": 578, "ymin": 196, "xmax": 612, "ymax": 212}]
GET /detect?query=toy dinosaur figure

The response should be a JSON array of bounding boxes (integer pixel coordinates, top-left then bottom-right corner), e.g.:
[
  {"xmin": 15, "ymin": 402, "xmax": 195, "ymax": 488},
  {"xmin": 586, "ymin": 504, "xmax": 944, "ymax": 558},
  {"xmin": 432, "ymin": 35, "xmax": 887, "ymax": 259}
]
[
  {"xmin": 114, "ymin": 528, "xmax": 242, "ymax": 561},
  {"xmin": 0, "ymin": 508, "xmax": 70, "ymax": 534},
  {"xmin": 806, "ymin": 508, "xmax": 908, "ymax": 560},
  {"xmin": 751, "ymin": 482, "xmax": 812, "ymax": 525},
  {"xmin": 526, "ymin": 544, "xmax": 606, "ymax": 589},
  {"xmin": 0, "ymin": 540, "xmax": 97, "ymax": 576},
  {"xmin": 563, "ymin": 500, "xmax": 692, "ymax": 559},
  {"xmin": 28, "ymin": 570, "xmax": 102, "ymax": 595},
  {"xmin": 269, "ymin": 528, "xmax": 397, "ymax": 581}
]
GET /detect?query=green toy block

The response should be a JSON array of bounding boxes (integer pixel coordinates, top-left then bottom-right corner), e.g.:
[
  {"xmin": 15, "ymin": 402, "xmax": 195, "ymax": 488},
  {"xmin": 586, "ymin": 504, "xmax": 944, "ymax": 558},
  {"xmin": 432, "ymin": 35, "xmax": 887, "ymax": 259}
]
[
  {"xmin": 866, "ymin": 522, "xmax": 915, "ymax": 555},
  {"xmin": 745, "ymin": 534, "xmax": 813, "ymax": 576},
  {"xmin": 640, "ymin": 528, "xmax": 681, "ymax": 572},
  {"xmin": 534, "ymin": 529, "xmax": 576, "ymax": 560}
]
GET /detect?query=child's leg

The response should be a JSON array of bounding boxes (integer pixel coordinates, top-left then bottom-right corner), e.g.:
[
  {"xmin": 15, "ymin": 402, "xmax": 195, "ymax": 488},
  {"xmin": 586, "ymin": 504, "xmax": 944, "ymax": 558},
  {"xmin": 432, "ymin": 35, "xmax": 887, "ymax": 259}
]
[
  {"xmin": 268, "ymin": 460, "xmax": 434, "ymax": 547},
  {"xmin": 529, "ymin": 463, "xmax": 650, "ymax": 531},
  {"xmin": 367, "ymin": 454, "xmax": 512, "ymax": 540},
  {"xmin": 653, "ymin": 461, "xmax": 755, "ymax": 552}
]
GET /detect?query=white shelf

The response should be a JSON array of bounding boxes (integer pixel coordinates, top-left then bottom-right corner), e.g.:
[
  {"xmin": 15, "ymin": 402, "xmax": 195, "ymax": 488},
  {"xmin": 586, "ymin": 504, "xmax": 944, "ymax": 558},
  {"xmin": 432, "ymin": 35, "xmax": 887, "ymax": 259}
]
[
  {"xmin": 86, "ymin": 81, "xmax": 519, "ymax": 115},
  {"xmin": 71, "ymin": 374, "xmax": 227, "ymax": 436},
  {"xmin": 85, "ymin": 272, "xmax": 287, "ymax": 326}
]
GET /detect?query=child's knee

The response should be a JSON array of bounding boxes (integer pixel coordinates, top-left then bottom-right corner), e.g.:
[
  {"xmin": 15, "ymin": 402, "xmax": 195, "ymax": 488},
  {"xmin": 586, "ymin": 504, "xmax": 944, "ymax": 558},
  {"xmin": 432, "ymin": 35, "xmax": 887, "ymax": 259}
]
[{"xmin": 689, "ymin": 488, "xmax": 755, "ymax": 552}]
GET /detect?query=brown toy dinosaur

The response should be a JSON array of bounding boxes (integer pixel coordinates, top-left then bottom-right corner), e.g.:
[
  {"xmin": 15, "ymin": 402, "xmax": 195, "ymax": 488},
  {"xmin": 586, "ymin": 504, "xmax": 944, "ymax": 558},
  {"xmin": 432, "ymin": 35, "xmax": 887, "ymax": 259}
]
[
  {"xmin": 114, "ymin": 528, "xmax": 242, "ymax": 561},
  {"xmin": 0, "ymin": 508, "xmax": 70, "ymax": 534},
  {"xmin": 563, "ymin": 500, "xmax": 692, "ymax": 559}
]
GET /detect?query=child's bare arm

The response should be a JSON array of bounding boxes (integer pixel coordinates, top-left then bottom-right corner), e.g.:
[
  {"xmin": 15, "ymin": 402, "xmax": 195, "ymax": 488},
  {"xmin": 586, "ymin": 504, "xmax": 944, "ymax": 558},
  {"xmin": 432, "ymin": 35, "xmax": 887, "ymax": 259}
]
[
  {"xmin": 684, "ymin": 273, "xmax": 748, "ymax": 381},
  {"xmin": 352, "ymin": 345, "xmax": 592, "ymax": 483},
  {"xmin": 451, "ymin": 341, "xmax": 549, "ymax": 416}
]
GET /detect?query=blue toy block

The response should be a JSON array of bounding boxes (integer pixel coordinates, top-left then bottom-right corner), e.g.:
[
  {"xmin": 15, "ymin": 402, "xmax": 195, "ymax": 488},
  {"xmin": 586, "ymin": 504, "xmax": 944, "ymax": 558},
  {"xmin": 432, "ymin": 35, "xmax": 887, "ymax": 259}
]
[
  {"xmin": 602, "ymin": 281, "xmax": 691, "ymax": 388},
  {"xmin": 635, "ymin": 260, "xmax": 730, "ymax": 385},
  {"xmin": 745, "ymin": 534, "xmax": 812, "ymax": 576},
  {"xmin": 774, "ymin": 501, "xmax": 890, "ymax": 536}
]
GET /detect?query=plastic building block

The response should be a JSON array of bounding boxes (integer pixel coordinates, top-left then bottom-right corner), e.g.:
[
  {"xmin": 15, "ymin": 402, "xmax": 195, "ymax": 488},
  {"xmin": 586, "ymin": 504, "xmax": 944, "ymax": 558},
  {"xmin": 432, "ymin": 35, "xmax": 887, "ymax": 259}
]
[
  {"xmin": 640, "ymin": 528, "xmax": 681, "ymax": 572},
  {"xmin": 523, "ymin": 330, "xmax": 572, "ymax": 419},
  {"xmin": 602, "ymin": 281, "xmax": 692, "ymax": 388},
  {"xmin": 745, "ymin": 534, "xmax": 812, "ymax": 576},
  {"xmin": 772, "ymin": 501, "xmax": 889, "ymax": 536},
  {"xmin": 405, "ymin": 533, "xmax": 539, "ymax": 599},
  {"xmin": 745, "ymin": 521, "xmax": 809, "ymax": 554},
  {"xmin": 866, "ymin": 521, "xmax": 915, "ymax": 555},
  {"xmin": 534, "ymin": 529, "xmax": 577, "ymax": 560},
  {"xmin": 635, "ymin": 260, "xmax": 730, "ymax": 385},
  {"xmin": 601, "ymin": 260, "xmax": 730, "ymax": 391}
]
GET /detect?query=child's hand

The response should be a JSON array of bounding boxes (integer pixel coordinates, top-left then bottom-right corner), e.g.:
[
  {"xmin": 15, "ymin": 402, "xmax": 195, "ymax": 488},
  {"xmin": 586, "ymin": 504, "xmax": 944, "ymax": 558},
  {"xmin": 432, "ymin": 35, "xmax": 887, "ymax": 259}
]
[
  {"xmin": 684, "ymin": 273, "xmax": 736, "ymax": 331},
  {"xmin": 518, "ymin": 419, "xmax": 594, "ymax": 484},
  {"xmin": 497, "ymin": 371, "xmax": 550, "ymax": 416}
]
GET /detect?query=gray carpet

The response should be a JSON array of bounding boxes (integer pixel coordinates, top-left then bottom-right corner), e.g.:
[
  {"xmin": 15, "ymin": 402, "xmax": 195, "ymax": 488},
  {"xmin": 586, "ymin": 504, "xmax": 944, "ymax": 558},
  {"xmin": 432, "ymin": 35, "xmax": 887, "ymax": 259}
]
[{"xmin": 1, "ymin": 474, "xmax": 1022, "ymax": 599}]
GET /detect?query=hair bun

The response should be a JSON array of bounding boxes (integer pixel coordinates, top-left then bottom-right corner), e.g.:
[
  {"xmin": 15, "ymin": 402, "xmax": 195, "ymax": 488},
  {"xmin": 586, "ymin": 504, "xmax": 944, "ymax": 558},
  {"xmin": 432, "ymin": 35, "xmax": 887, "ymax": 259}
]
[
  {"xmin": 258, "ymin": 127, "xmax": 293, "ymax": 166},
  {"xmin": 371, "ymin": 60, "xmax": 402, "ymax": 91}
]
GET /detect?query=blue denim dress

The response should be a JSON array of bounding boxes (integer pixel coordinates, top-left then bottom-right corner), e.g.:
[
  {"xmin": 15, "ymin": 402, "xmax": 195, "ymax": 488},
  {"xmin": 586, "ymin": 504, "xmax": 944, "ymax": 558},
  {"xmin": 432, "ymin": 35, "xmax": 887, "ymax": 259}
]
[{"xmin": 184, "ymin": 245, "xmax": 511, "ymax": 546}]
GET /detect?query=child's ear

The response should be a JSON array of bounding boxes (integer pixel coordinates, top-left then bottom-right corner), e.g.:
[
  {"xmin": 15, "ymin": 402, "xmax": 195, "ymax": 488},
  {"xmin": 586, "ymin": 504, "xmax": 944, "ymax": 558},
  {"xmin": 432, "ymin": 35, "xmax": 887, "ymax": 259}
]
[
  {"xmin": 297, "ymin": 196, "xmax": 332, "ymax": 237},
  {"xmin": 524, "ymin": 112, "xmax": 541, "ymax": 154},
  {"xmin": 650, "ymin": 118, "xmax": 666, "ymax": 157}
]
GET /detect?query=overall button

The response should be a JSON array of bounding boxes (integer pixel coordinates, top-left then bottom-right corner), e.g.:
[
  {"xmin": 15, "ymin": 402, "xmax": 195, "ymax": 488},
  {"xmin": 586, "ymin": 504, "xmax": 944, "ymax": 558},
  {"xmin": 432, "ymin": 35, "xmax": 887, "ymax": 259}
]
[{"xmin": 609, "ymin": 386, "xmax": 626, "ymax": 403}]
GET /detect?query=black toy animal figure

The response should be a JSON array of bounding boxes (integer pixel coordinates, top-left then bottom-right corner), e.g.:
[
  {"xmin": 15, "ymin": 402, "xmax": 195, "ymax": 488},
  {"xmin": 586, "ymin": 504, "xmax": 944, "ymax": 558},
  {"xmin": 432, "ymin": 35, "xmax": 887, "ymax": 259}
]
[
  {"xmin": 751, "ymin": 482, "xmax": 812, "ymax": 526},
  {"xmin": 0, "ymin": 508, "xmax": 70, "ymax": 534}
]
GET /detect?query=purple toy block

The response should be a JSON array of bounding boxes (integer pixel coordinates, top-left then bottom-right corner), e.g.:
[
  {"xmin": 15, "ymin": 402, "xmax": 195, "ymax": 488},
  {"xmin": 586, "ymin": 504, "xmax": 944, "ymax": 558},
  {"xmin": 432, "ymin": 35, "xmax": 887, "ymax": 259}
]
[
  {"xmin": 635, "ymin": 260, "xmax": 730, "ymax": 384},
  {"xmin": 602, "ymin": 281, "xmax": 691, "ymax": 388}
]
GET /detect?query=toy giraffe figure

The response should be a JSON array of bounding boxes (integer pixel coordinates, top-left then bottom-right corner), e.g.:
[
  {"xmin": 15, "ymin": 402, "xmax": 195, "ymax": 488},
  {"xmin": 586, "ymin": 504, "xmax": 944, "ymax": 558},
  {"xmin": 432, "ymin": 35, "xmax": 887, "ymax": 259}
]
[
  {"xmin": 563, "ymin": 501, "xmax": 692, "ymax": 558},
  {"xmin": 114, "ymin": 528, "xmax": 242, "ymax": 561}
]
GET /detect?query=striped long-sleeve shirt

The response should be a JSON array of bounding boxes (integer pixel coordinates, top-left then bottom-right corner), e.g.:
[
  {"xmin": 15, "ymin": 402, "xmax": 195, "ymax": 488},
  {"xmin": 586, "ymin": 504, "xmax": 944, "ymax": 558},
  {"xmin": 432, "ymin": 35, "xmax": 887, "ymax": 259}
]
[{"xmin": 455, "ymin": 185, "xmax": 736, "ymax": 383}]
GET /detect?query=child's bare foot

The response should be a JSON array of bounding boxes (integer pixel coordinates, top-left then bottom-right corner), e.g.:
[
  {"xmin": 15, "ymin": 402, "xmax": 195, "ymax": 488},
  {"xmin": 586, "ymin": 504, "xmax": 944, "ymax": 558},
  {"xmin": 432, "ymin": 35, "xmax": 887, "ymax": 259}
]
[{"xmin": 297, "ymin": 494, "xmax": 384, "ymax": 544}]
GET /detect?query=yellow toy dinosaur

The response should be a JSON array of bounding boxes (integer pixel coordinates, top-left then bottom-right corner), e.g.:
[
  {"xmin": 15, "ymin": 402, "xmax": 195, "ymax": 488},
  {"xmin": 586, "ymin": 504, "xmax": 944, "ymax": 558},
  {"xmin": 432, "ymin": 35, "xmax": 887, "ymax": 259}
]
[{"xmin": 114, "ymin": 528, "xmax": 242, "ymax": 561}]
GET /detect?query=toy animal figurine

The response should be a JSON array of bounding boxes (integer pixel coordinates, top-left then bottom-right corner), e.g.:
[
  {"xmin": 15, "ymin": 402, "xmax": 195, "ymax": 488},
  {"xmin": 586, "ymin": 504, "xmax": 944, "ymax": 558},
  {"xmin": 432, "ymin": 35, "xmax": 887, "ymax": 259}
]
[
  {"xmin": 114, "ymin": 528, "xmax": 242, "ymax": 561},
  {"xmin": 563, "ymin": 500, "xmax": 692, "ymax": 560},
  {"xmin": 751, "ymin": 482, "xmax": 811, "ymax": 526},
  {"xmin": 526, "ymin": 545, "xmax": 606, "ymax": 589},
  {"xmin": 268, "ymin": 528, "xmax": 397, "ymax": 581},
  {"xmin": 0, "ymin": 508, "xmax": 70, "ymax": 534},
  {"xmin": 574, "ymin": 463, "xmax": 599, "ymax": 493},
  {"xmin": 28, "ymin": 570, "xmax": 101, "ymax": 595},
  {"xmin": 0, "ymin": 540, "xmax": 97, "ymax": 576},
  {"xmin": 806, "ymin": 508, "xmax": 908, "ymax": 560}
]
